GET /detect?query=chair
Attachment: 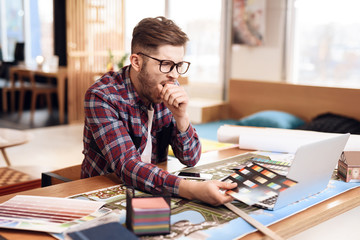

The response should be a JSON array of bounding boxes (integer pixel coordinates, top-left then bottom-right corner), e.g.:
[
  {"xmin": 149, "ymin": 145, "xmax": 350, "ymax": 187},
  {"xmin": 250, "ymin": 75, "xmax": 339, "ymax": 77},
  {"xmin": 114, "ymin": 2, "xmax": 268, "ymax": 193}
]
[
  {"xmin": 0, "ymin": 46, "xmax": 6, "ymax": 87},
  {"xmin": 0, "ymin": 42, "xmax": 24, "ymax": 84},
  {"xmin": 1, "ymin": 42, "xmax": 26, "ymax": 113},
  {"xmin": 2, "ymin": 69, "xmax": 58, "ymax": 122},
  {"xmin": 0, "ymin": 46, "xmax": 3, "ymax": 62},
  {"xmin": 41, "ymin": 164, "xmax": 82, "ymax": 187}
]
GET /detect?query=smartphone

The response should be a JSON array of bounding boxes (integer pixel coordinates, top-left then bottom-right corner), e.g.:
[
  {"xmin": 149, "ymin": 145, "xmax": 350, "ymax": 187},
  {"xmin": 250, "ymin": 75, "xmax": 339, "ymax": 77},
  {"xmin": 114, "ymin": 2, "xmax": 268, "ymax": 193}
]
[{"xmin": 175, "ymin": 171, "xmax": 213, "ymax": 180}]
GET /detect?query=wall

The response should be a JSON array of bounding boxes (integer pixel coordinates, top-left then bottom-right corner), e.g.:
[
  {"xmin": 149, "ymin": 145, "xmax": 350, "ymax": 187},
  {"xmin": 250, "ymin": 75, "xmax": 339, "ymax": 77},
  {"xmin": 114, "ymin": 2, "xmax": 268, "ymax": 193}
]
[
  {"xmin": 230, "ymin": 0, "xmax": 286, "ymax": 81},
  {"xmin": 66, "ymin": 0, "xmax": 125, "ymax": 123}
]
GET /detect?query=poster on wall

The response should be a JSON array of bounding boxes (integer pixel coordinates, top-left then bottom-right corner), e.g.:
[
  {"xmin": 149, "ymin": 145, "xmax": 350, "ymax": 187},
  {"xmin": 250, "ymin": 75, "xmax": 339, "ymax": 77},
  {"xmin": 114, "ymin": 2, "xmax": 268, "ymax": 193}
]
[{"xmin": 232, "ymin": 0, "xmax": 266, "ymax": 46}]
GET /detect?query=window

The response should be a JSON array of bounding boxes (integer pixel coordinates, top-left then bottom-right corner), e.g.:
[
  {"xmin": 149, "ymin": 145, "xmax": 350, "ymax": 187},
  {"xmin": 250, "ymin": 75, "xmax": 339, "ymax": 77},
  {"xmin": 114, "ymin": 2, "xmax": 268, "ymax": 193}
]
[
  {"xmin": 168, "ymin": 0, "xmax": 222, "ymax": 84},
  {"xmin": 0, "ymin": 0, "xmax": 53, "ymax": 65},
  {"xmin": 37, "ymin": 0, "xmax": 54, "ymax": 59},
  {"xmin": 0, "ymin": 0, "xmax": 24, "ymax": 61},
  {"xmin": 124, "ymin": 0, "xmax": 225, "ymax": 100},
  {"xmin": 289, "ymin": 0, "xmax": 360, "ymax": 88},
  {"xmin": 124, "ymin": 0, "xmax": 165, "ymax": 54}
]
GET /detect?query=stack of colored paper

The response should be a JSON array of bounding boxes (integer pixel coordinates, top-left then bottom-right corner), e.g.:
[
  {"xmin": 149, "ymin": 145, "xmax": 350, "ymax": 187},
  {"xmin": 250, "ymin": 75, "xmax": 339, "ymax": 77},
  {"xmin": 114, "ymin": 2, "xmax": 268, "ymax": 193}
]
[{"xmin": 131, "ymin": 197, "xmax": 170, "ymax": 235}]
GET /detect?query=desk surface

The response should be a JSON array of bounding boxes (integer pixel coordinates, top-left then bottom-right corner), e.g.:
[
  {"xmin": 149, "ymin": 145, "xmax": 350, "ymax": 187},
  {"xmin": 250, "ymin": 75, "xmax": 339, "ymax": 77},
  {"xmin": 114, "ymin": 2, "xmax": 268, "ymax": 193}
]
[{"xmin": 0, "ymin": 147, "xmax": 359, "ymax": 239}]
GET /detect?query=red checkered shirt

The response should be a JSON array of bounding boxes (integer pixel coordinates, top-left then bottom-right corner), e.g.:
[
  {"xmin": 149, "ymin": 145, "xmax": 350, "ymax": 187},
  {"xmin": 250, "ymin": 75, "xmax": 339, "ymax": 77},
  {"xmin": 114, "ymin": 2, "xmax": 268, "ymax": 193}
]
[{"xmin": 81, "ymin": 66, "xmax": 201, "ymax": 195}]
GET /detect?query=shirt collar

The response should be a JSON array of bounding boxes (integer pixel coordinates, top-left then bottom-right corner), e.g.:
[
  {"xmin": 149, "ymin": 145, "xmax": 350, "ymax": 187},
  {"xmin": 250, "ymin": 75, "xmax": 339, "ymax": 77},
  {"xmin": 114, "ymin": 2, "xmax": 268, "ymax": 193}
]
[{"xmin": 123, "ymin": 65, "xmax": 149, "ymax": 110}]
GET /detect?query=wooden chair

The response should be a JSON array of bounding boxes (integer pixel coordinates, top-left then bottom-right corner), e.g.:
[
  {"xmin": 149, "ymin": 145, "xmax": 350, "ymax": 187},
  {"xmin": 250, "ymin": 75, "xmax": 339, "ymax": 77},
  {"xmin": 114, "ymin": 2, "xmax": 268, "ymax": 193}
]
[
  {"xmin": 41, "ymin": 164, "xmax": 82, "ymax": 187},
  {"xmin": 2, "ymin": 69, "xmax": 22, "ymax": 114},
  {"xmin": 0, "ymin": 42, "xmax": 24, "ymax": 86},
  {"xmin": 3, "ymin": 68, "xmax": 58, "ymax": 122}
]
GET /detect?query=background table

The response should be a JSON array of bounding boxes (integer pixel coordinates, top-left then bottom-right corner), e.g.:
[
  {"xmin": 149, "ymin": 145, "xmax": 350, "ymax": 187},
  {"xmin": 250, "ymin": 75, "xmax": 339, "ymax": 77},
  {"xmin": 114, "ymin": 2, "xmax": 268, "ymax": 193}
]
[{"xmin": 9, "ymin": 66, "xmax": 67, "ymax": 124}]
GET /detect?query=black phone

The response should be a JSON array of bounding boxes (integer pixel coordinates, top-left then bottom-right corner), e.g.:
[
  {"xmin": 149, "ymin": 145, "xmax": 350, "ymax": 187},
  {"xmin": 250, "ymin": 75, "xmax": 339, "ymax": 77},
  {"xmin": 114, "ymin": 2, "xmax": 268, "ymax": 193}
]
[{"xmin": 175, "ymin": 171, "xmax": 213, "ymax": 180}]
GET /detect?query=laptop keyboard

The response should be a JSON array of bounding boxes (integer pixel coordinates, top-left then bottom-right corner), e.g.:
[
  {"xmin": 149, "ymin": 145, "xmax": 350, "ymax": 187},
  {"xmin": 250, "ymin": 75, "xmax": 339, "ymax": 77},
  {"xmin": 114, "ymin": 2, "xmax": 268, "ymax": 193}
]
[{"xmin": 259, "ymin": 195, "xmax": 278, "ymax": 206}]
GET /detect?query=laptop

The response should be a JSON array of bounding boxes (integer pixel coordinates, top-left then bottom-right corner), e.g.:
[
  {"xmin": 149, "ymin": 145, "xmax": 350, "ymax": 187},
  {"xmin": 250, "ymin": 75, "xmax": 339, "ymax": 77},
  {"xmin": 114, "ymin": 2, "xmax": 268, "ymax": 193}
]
[{"xmin": 252, "ymin": 133, "xmax": 350, "ymax": 210}]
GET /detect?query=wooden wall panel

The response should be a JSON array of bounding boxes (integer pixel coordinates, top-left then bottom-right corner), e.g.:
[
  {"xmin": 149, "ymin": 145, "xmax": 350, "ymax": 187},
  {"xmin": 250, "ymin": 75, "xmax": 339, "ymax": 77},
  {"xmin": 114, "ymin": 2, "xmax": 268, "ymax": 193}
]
[
  {"xmin": 228, "ymin": 79, "xmax": 360, "ymax": 122},
  {"xmin": 66, "ymin": 0, "xmax": 124, "ymax": 123}
]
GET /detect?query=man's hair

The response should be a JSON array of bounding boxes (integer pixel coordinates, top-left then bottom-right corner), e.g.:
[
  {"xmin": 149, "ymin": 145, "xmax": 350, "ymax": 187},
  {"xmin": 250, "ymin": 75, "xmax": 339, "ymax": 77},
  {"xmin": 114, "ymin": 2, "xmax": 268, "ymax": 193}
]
[{"xmin": 131, "ymin": 16, "xmax": 189, "ymax": 54}]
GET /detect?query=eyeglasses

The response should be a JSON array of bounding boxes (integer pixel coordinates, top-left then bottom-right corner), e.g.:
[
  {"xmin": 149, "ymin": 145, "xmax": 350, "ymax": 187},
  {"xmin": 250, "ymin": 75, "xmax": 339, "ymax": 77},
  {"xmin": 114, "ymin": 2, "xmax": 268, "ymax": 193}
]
[{"xmin": 137, "ymin": 52, "xmax": 190, "ymax": 75}]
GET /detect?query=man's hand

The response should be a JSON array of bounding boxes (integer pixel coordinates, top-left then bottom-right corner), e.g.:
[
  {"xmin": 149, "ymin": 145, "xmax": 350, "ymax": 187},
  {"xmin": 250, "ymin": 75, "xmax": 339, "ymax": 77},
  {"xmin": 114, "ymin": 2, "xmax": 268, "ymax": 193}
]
[
  {"xmin": 178, "ymin": 179, "xmax": 238, "ymax": 206},
  {"xmin": 158, "ymin": 83, "xmax": 190, "ymax": 132}
]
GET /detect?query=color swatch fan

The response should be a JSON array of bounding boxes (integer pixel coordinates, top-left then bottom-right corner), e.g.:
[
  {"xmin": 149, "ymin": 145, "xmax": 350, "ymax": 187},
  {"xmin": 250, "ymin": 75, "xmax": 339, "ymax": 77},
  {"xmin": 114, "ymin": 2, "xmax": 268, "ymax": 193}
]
[
  {"xmin": 223, "ymin": 162, "xmax": 297, "ymax": 206},
  {"xmin": 131, "ymin": 197, "xmax": 170, "ymax": 235}
]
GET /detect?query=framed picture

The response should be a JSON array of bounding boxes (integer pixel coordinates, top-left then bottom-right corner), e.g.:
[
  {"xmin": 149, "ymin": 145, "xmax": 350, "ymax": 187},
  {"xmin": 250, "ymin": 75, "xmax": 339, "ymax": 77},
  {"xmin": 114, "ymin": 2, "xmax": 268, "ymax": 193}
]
[{"xmin": 232, "ymin": 0, "xmax": 266, "ymax": 46}]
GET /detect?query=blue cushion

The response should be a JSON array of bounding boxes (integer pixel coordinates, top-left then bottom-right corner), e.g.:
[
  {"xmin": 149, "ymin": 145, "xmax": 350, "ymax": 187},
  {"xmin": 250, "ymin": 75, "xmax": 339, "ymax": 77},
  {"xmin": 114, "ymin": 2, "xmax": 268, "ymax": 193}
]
[
  {"xmin": 237, "ymin": 110, "xmax": 305, "ymax": 129},
  {"xmin": 194, "ymin": 119, "xmax": 239, "ymax": 141}
]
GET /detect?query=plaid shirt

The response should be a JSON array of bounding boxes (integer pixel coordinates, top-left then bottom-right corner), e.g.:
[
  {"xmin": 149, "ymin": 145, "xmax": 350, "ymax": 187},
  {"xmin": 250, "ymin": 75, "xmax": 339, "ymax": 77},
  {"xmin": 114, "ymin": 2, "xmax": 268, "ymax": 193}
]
[{"xmin": 81, "ymin": 66, "xmax": 201, "ymax": 195}]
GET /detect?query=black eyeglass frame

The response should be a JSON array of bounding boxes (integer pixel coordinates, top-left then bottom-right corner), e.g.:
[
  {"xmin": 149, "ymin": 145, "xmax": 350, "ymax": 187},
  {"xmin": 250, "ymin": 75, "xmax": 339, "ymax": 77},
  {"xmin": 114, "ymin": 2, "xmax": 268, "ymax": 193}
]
[{"xmin": 137, "ymin": 52, "xmax": 190, "ymax": 75}]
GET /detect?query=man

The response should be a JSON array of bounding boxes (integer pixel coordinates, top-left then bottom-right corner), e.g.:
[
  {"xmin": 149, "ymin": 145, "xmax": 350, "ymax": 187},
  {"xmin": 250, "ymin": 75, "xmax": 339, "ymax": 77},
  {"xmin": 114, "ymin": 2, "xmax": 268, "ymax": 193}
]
[{"xmin": 82, "ymin": 16, "xmax": 236, "ymax": 206}]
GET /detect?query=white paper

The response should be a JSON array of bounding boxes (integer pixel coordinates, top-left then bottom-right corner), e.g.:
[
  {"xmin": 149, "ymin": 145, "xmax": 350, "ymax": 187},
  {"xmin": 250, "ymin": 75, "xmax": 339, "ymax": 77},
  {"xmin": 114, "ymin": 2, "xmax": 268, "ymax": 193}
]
[{"xmin": 217, "ymin": 125, "xmax": 360, "ymax": 153}]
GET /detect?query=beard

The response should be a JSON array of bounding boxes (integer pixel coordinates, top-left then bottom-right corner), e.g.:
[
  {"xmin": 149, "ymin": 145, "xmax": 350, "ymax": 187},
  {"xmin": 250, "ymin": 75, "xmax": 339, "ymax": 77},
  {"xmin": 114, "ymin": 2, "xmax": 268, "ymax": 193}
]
[{"xmin": 137, "ymin": 66, "xmax": 162, "ymax": 105}]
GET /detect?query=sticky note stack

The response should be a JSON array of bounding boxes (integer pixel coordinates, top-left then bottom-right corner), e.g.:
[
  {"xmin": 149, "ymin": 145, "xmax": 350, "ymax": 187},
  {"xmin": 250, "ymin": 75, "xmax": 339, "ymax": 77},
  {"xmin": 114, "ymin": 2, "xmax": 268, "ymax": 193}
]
[{"xmin": 131, "ymin": 197, "xmax": 170, "ymax": 235}]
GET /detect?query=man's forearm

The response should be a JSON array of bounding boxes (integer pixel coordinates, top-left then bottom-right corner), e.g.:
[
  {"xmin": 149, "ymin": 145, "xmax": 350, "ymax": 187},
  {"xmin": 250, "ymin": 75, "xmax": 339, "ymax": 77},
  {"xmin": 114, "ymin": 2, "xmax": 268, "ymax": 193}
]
[
  {"xmin": 174, "ymin": 112, "xmax": 190, "ymax": 133},
  {"xmin": 178, "ymin": 178, "xmax": 237, "ymax": 206},
  {"xmin": 178, "ymin": 178, "xmax": 196, "ymax": 200}
]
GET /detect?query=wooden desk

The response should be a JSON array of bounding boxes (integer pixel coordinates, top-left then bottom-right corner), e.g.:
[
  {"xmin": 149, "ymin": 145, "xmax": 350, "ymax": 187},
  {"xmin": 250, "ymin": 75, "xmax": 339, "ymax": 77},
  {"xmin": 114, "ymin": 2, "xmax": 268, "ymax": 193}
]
[
  {"xmin": 0, "ymin": 147, "xmax": 359, "ymax": 239},
  {"xmin": 9, "ymin": 66, "xmax": 67, "ymax": 124},
  {"xmin": 0, "ymin": 128, "xmax": 29, "ymax": 166}
]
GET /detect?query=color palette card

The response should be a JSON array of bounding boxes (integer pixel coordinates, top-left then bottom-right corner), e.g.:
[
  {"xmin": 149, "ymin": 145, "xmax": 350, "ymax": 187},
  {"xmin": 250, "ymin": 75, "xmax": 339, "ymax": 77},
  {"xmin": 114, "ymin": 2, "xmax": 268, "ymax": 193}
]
[
  {"xmin": 223, "ymin": 162, "xmax": 297, "ymax": 206},
  {"xmin": 131, "ymin": 197, "xmax": 170, "ymax": 235},
  {"xmin": 0, "ymin": 195, "xmax": 105, "ymax": 233}
]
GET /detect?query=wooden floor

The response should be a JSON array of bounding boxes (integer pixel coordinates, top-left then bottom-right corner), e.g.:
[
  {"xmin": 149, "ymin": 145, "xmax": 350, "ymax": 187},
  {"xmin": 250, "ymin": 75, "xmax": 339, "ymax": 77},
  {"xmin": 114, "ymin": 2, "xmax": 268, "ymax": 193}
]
[
  {"xmin": 0, "ymin": 109, "xmax": 83, "ymax": 179},
  {"xmin": 0, "ymin": 107, "xmax": 62, "ymax": 130}
]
